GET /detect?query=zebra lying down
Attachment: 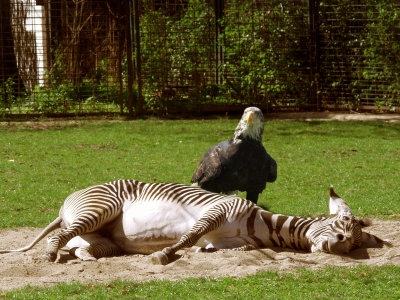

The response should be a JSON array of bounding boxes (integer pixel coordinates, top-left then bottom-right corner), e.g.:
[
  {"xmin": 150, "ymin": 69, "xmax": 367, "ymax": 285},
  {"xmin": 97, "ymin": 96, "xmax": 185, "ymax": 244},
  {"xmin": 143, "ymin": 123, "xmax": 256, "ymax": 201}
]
[{"xmin": 0, "ymin": 180, "xmax": 389, "ymax": 265}]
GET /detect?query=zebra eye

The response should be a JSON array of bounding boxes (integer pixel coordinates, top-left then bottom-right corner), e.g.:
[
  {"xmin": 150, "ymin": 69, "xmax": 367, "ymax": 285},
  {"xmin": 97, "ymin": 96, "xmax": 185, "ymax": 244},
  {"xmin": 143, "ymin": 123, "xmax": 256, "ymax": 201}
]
[{"xmin": 341, "ymin": 215, "xmax": 350, "ymax": 222}]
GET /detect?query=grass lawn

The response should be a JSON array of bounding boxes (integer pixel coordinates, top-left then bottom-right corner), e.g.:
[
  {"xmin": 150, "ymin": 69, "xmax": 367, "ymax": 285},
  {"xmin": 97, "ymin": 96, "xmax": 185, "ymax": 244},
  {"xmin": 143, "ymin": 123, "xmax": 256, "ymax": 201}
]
[
  {"xmin": 4, "ymin": 265, "xmax": 400, "ymax": 299},
  {"xmin": 0, "ymin": 117, "xmax": 399, "ymax": 297}
]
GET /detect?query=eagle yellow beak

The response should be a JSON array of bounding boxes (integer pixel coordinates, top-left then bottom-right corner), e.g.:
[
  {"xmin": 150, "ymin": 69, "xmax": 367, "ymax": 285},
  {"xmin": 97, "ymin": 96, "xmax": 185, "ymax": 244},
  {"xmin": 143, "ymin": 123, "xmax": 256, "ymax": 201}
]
[{"xmin": 246, "ymin": 112, "xmax": 255, "ymax": 125}]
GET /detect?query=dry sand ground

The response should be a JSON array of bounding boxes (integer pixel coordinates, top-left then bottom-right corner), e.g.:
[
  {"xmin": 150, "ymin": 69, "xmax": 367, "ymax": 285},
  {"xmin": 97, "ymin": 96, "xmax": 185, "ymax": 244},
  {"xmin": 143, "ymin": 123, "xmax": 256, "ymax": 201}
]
[
  {"xmin": 1, "ymin": 112, "xmax": 399, "ymax": 292},
  {"xmin": 0, "ymin": 221, "xmax": 399, "ymax": 291},
  {"xmin": 265, "ymin": 111, "xmax": 400, "ymax": 123}
]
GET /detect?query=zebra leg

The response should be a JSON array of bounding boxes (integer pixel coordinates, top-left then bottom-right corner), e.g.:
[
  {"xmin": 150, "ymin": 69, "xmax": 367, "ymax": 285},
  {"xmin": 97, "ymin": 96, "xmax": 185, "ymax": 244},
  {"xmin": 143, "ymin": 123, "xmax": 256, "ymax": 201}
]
[
  {"xmin": 151, "ymin": 206, "xmax": 227, "ymax": 265},
  {"xmin": 45, "ymin": 202, "xmax": 124, "ymax": 261},
  {"xmin": 69, "ymin": 243, "xmax": 122, "ymax": 261},
  {"xmin": 197, "ymin": 244, "xmax": 255, "ymax": 252},
  {"xmin": 66, "ymin": 234, "xmax": 122, "ymax": 261},
  {"xmin": 45, "ymin": 219, "xmax": 99, "ymax": 262},
  {"xmin": 45, "ymin": 227, "xmax": 81, "ymax": 262},
  {"xmin": 197, "ymin": 247, "xmax": 218, "ymax": 253},
  {"xmin": 69, "ymin": 246, "xmax": 97, "ymax": 261},
  {"xmin": 230, "ymin": 244, "xmax": 256, "ymax": 251},
  {"xmin": 47, "ymin": 229, "xmax": 123, "ymax": 262}
]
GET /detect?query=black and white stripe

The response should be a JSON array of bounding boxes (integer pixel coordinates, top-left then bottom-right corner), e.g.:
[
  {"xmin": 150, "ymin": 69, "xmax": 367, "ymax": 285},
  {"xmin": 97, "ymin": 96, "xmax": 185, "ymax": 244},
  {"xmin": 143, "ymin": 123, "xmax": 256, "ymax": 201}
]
[{"xmin": 0, "ymin": 181, "xmax": 385, "ymax": 264}]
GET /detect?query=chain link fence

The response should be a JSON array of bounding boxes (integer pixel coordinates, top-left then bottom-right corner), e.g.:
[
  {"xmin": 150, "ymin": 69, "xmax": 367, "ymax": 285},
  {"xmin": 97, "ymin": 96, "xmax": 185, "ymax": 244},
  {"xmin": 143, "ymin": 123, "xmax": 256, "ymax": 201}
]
[
  {"xmin": 319, "ymin": 1, "xmax": 400, "ymax": 111},
  {"xmin": 1, "ymin": 0, "xmax": 399, "ymax": 116}
]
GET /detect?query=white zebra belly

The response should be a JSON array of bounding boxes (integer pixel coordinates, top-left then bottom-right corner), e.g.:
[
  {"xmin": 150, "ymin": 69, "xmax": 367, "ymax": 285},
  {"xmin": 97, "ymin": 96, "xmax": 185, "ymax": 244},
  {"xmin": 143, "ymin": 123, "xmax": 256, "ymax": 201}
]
[{"xmin": 109, "ymin": 200, "xmax": 202, "ymax": 254}]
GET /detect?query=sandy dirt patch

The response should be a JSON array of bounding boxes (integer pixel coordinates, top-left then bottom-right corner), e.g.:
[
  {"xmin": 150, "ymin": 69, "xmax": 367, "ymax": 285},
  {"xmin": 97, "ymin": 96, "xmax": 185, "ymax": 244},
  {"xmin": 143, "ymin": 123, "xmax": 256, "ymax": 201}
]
[
  {"xmin": 0, "ymin": 220, "xmax": 399, "ymax": 291},
  {"xmin": 265, "ymin": 112, "xmax": 400, "ymax": 123}
]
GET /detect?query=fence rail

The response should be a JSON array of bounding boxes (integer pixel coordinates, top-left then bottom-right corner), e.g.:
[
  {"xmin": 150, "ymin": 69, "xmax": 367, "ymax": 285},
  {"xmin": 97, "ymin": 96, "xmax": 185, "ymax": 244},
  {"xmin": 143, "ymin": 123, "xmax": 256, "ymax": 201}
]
[{"xmin": 1, "ymin": 0, "xmax": 399, "ymax": 117}]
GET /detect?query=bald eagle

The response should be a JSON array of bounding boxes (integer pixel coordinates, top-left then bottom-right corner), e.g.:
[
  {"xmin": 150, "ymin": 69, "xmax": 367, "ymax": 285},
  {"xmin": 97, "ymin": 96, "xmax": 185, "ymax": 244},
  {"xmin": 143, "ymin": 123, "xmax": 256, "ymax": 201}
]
[{"xmin": 191, "ymin": 107, "xmax": 277, "ymax": 204}]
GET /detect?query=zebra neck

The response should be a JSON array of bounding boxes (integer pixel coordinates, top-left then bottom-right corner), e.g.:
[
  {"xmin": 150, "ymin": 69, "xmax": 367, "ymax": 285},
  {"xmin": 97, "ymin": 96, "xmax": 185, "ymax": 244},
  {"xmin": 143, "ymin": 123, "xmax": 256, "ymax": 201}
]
[{"xmin": 259, "ymin": 211, "xmax": 315, "ymax": 251}]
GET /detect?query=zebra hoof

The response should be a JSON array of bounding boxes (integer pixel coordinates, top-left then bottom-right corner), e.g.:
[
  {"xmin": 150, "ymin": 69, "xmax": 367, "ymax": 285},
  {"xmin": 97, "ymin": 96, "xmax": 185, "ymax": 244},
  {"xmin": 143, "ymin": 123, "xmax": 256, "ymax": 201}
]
[
  {"xmin": 70, "ymin": 247, "xmax": 97, "ymax": 261},
  {"xmin": 151, "ymin": 251, "xmax": 169, "ymax": 265},
  {"xmin": 197, "ymin": 247, "xmax": 218, "ymax": 253},
  {"xmin": 81, "ymin": 256, "xmax": 97, "ymax": 261},
  {"xmin": 41, "ymin": 252, "xmax": 57, "ymax": 262}
]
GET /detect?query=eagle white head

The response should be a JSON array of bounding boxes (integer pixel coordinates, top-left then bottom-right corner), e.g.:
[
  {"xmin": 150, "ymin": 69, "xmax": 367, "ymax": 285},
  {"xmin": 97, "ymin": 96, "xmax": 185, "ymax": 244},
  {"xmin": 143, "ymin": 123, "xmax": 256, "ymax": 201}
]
[{"xmin": 233, "ymin": 107, "xmax": 264, "ymax": 142}]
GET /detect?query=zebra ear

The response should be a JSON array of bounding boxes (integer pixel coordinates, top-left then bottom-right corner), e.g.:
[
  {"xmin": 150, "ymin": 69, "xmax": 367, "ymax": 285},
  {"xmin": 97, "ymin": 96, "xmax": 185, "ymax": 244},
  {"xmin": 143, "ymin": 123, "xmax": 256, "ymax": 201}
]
[
  {"xmin": 328, "ymin": 185, "xmax": 353, "ymax": 215},
  {"xmin": 358, "ymin": 218, "xmax": 372, "ymax": 227},
  {"xmin": 361, "ymin": 231, "xmax": 393, "ymax": 248},
  {"xmin": 359, "ymin": 219, "xmax": 392, "ymax": 248}
]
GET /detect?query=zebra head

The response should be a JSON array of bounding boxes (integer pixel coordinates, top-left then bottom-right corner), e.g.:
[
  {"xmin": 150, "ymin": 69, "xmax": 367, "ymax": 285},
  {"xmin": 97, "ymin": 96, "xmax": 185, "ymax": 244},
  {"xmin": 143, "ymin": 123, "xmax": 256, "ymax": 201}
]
[{"xmin": 308, "ymin": 186, "xmax": 387, "ymax": 254}]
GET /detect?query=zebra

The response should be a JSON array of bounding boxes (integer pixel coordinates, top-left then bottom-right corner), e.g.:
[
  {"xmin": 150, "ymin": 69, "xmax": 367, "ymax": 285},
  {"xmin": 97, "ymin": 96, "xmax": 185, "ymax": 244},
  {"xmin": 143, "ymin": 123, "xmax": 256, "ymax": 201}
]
[{"xmin": 0, "ymin": 180, "xmax": 389, "ymax": 265}]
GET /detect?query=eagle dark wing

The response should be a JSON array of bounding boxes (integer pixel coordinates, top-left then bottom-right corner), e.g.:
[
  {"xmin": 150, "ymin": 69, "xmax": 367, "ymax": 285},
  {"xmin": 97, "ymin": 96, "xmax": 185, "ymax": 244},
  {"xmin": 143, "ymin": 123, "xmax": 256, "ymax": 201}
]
[
  {"xmin": 191, "ymin": 144, "xmax": 222, "ymax": 186},
  {"xmin": 266, "ymin": 152, "xmax": 277, "ymax": 182},
  {"xmin": 192, "ymin": 139, "xmax": 245, "ymax": 193}
]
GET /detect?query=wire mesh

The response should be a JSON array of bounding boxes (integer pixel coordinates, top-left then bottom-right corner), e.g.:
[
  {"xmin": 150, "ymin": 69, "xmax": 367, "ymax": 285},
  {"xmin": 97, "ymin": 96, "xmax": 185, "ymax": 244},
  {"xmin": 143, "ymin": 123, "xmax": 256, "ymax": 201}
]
[
  {"xmin": 1, "ymin": 0, "xmax": 399, "ymax": 116},
  {"xmin": 1, "ymin": 0, "xmax": 126, "ymax": 115},
  {"xmin": 137, "ymin": 0, "xmax": 312, "ymax": 113},
  {"xmin": 319, "ymin": 0, "xmax": 400, "ymax": 110}
]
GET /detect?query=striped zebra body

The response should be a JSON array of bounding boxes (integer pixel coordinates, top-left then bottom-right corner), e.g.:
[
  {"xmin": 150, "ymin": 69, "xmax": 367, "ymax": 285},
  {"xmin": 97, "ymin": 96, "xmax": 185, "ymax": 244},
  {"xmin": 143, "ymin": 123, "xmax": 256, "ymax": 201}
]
[{"xmin": 0, "ymin": 180, "xmax": 388, "ymax": 264}]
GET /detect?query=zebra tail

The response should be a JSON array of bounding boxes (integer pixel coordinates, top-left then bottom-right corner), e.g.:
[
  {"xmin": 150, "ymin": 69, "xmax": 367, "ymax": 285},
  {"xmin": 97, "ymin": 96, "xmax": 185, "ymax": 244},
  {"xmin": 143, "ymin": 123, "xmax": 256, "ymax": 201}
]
[{"xmin": 0, "ymin": 217, "xmax": 62, "ymax": 253}]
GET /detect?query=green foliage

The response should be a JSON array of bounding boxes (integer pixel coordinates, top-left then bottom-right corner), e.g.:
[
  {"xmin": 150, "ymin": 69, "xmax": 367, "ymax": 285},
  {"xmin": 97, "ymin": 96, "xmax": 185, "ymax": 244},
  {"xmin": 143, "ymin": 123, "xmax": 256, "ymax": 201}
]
[
  {"xmin": 78, "ymin": 58, "xmax": 123, "ymax": 106},
  {"xmin": 0, "ymin": 78, "xmax": 16, "ymax": 111},
  {"xmin": 4, "ymin": 48, "xmax": 127, "ymax": 114},
  {"xmin": 140, "ymin": 0, "xmax": 218, "ymax": 111},
  {"xmin": 362, "ymin": 1, "xmax": 400, "ymax": 106},
  {"xmin": 139, "ymin": 0, "xmax": 311, "ymax": 111},
  {"xmin": 221, "ymin": 1, "xmax": 310, "ymax": 106},
  {"xmin": 319, "ymin": 0, "xmax": 400, "ymax": 107},
  {"xmin": 4, "ymin": 265, "xmax": 400, "ymax": 298},
  {"xmin": 3, "ymin": 1, "xmax": 400, "ymax": 113},
  {"xmin": 0, "ymin": 78, "xmax": 26, "ymax": 114},
  {"xmin": 28, "ymin": 83, "xmax": 75, "ymax": 113}
]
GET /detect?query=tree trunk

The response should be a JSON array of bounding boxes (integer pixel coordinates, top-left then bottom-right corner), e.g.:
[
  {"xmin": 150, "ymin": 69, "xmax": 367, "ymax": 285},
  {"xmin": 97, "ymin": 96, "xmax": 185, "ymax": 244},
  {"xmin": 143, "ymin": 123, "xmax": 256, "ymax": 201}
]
[{"xmin": 0, "ymin": 0, "xmax": 26, "ymax": 106}]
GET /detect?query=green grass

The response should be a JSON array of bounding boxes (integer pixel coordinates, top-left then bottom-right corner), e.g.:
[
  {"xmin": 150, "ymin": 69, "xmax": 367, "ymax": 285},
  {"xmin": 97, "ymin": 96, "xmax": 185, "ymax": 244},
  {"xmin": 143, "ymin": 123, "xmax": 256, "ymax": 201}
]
[
  {"xmin": 1, "ymin": 118, "xmax": 400, "ymax": 297},
  {"xmin": 1, "ymin": 119, "xmax": 399, "ymax": 227},
  {"xmin": 4, "ymin": 265, "xmax": 400, "ymax": 299}
]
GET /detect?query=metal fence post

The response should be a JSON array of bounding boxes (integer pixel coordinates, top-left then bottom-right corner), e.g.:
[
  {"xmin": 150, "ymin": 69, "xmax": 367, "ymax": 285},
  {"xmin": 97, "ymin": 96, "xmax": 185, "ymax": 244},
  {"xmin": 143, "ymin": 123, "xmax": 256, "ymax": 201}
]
[
  {"xmin": 117, "ymin": 0, "xmax": 124, "ymax": 114},
  {"xmin": 132, "ymin": 0, "xmax": 143, "ymax": 114},
  {"xmin": 215, "ymin": 0, "xmax": 224, "ymax": 85},
  {"xmin": 126, "ymin": 0, "xmax": 134, "ymax": 117},
  {"xmin": 309, "ymin": 0, "xmax": 320, "ymax": 111}
]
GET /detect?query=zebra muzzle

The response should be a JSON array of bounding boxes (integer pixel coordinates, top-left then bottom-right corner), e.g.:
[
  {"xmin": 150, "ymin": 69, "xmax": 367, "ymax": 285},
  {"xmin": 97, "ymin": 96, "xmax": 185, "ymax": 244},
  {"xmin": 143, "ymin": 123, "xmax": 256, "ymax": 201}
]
[{"xmin": 327, "ymin": 234, "xmax": 352, "ymax": 254}]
